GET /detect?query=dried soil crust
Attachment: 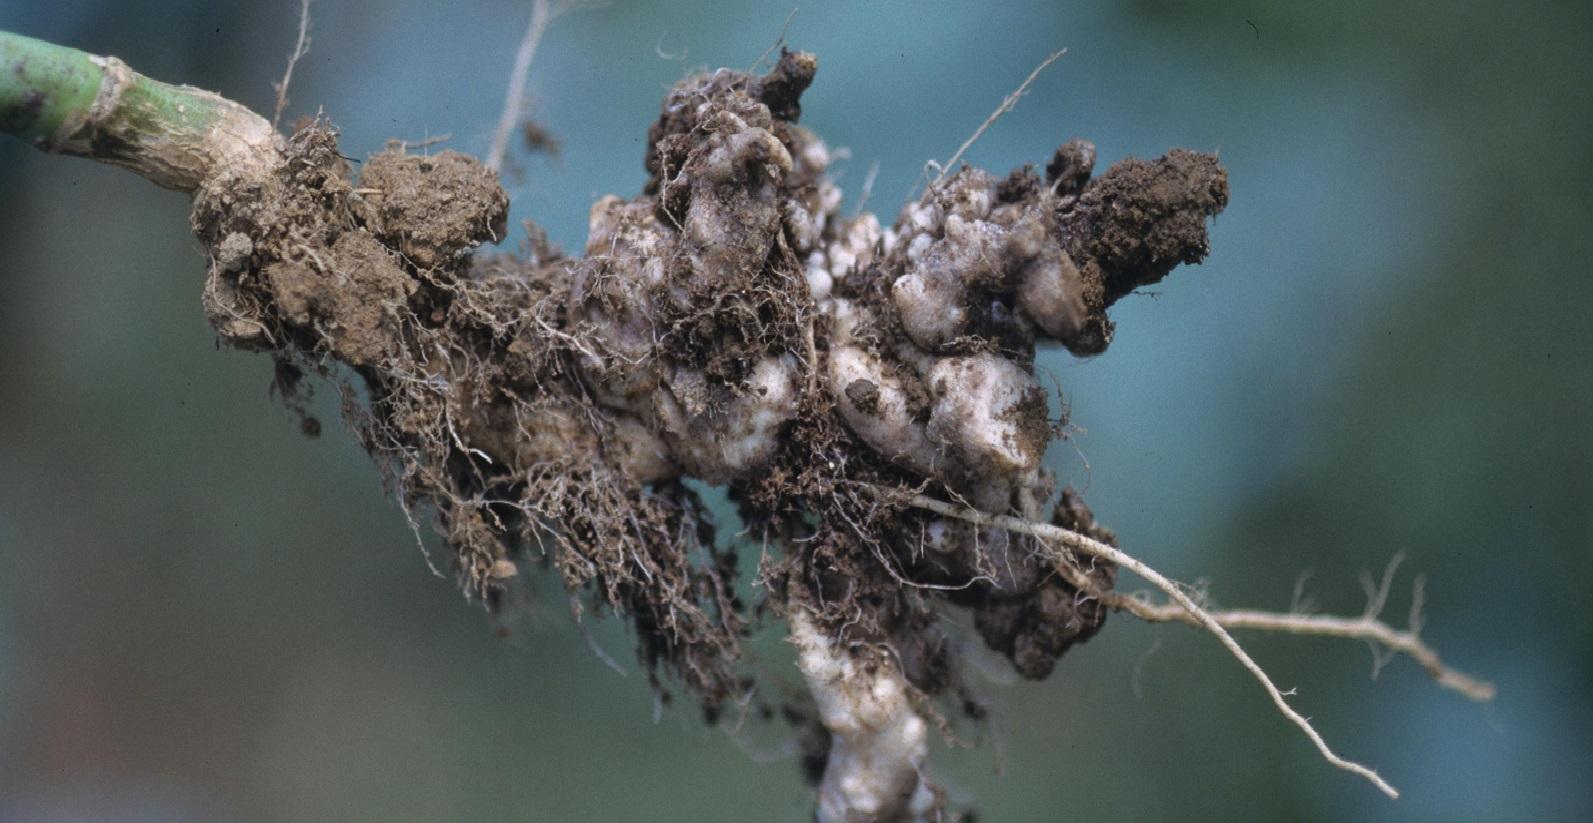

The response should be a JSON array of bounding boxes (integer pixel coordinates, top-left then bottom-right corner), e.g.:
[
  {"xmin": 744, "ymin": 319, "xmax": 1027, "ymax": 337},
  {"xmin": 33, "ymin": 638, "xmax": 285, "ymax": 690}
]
[{"xmin": 188, "ymin": 46, "xmax": 1226, "ymax": 797}]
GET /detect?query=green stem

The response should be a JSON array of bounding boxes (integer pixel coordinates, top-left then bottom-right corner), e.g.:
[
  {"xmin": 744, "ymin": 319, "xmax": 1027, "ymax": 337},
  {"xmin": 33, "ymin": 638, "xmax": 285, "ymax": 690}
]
[
  {"xmin": 0, "ymin": 31, "xmax": 101, "ymax": 144},
  {"xmin": 1, "ymin": 30, "xmax": 278, "ymax": 191}
]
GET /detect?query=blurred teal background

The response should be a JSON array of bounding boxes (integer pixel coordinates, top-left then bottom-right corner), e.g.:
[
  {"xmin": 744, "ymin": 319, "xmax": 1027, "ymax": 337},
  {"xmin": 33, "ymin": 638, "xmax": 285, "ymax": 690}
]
[{"xmin": 2, "ymin": 1, "xmax": 1589, "ymax": 820}]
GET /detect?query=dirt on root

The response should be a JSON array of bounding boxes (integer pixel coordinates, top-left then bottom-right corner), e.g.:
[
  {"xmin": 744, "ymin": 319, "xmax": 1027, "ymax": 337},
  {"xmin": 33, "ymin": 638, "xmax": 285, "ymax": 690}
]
[
  {"xmin": 192, "ymin": 124, "xmax": 752, "ymax": 710},
  {"xmin": 183, "ymin": 47, "xmax": 1227, "ymax": 768}
]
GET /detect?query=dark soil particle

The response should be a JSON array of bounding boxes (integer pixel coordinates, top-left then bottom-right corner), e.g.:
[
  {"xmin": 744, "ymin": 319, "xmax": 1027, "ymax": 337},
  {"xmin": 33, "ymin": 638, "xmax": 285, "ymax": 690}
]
[
  {"xmin": 1045, "ymin": 138, "xmax": 1096, "ymax": 197},
  {"xmin": 754, "ymin": 47, "xmax": 818, "ymax": 122},
  {"xmin": 962, "ymin": 488, "xmax": 1117, "ymax": 679},
  {"xmin": 354, "ymin": 148, "xmax": 509, "ymax": 269},
  {"xmin": 263, "ymin": 230, "xmax": 413, "ymax": 366},
  {"xmin": 995, "ymin": 164, "xmax": 1043, "ymax": 204},
  {"xmin": 845, "ymin": 378, "xmax": 881, "ymax": 413},
  {"xmin": 1067, "ymin": 148, "xmax": 1228, "ymax": 303},
  {"xmin": 521, "ymin": 121, "xmax": 562, "ymax": 159}
]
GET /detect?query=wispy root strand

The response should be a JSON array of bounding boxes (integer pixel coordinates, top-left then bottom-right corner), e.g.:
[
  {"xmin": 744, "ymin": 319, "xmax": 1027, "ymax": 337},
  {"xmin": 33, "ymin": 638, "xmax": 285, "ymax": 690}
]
[{"xmin": 895, "ymin": 490, "xmax": 1495, "ymax": 799}]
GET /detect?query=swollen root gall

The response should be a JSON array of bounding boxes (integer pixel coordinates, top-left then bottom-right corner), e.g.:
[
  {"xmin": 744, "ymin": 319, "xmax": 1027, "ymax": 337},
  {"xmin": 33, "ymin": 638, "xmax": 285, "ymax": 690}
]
[{"xmin": 186, "ymin": 46, "xmax": 1226, "ymax": 787}]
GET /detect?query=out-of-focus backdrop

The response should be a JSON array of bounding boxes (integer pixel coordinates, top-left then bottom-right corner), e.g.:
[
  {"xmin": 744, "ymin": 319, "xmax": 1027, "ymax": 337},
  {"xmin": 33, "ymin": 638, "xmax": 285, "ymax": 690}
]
[{"xmin": 1, "ymin": 1, "xmax": 1588, "ymax": 820}]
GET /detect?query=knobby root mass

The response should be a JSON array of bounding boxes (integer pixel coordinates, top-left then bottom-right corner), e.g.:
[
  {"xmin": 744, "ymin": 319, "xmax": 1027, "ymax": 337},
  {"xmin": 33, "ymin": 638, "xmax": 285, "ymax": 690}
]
[{"xmin": 188, "ymin": 48, "xmax": 1226, "ymax": 815}]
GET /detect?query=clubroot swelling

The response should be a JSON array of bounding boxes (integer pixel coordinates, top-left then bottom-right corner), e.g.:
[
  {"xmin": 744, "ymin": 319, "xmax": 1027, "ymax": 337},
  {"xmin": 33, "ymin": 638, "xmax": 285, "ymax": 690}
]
[{"xmin": 0, "ymin": 29, "xmax": 1492, "ymax": 821}]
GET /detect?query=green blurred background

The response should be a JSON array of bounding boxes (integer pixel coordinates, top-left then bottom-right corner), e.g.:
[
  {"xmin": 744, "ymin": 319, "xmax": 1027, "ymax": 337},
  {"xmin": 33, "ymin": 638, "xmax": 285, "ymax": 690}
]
[{"xmin": 1, "ymin": 1, "xmax": 1588, "ymax": 820}]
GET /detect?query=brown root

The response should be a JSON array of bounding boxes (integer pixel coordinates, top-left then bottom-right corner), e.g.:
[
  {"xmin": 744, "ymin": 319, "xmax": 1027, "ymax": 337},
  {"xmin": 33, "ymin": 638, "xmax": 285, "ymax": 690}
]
[{"xmin": 184, "ymin": 47, "xmax": 1233, "ymax": 806}]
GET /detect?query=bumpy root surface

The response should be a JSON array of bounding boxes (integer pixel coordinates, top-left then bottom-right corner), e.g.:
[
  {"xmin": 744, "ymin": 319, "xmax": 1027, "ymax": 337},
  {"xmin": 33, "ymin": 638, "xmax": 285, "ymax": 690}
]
[{"xmin": 189, "ymin": 47, "xmax": 1226, "ymax": 803}]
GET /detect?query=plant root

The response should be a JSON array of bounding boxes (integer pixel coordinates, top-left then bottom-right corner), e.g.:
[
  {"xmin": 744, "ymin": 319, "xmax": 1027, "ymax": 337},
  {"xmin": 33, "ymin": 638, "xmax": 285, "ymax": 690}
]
[{"xmin": 7, "ymin": 29, "xmax": 1493, "ymax": 817}]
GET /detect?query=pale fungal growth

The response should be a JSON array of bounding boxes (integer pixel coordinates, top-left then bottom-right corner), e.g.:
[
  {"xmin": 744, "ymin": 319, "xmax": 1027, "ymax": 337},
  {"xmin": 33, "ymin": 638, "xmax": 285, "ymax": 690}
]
[
  {"xmin": 829, "ymin": 345, "xmax": 938, "ymax": 474},
  {"xmin": 655, "ymin": 355, "xmax": 800, "ymax": 482},
  {"xmin": 790, "ymin": 609, "xmax": 939, "ymax": 823},
  {"xmin": 925, "ymin": 353, "xmax": 1047, "ymax": 495},
  {"xmin": 2, "ymin": 30, "xmax": 1496, "ymax": 820}
]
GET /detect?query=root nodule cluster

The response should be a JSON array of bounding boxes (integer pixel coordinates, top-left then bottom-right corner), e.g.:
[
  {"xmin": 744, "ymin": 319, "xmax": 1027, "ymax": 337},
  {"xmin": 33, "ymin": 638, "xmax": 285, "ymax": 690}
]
[{"xmin": 189, "ymin": 47, "xmax": 1226, "ymax": 794}]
